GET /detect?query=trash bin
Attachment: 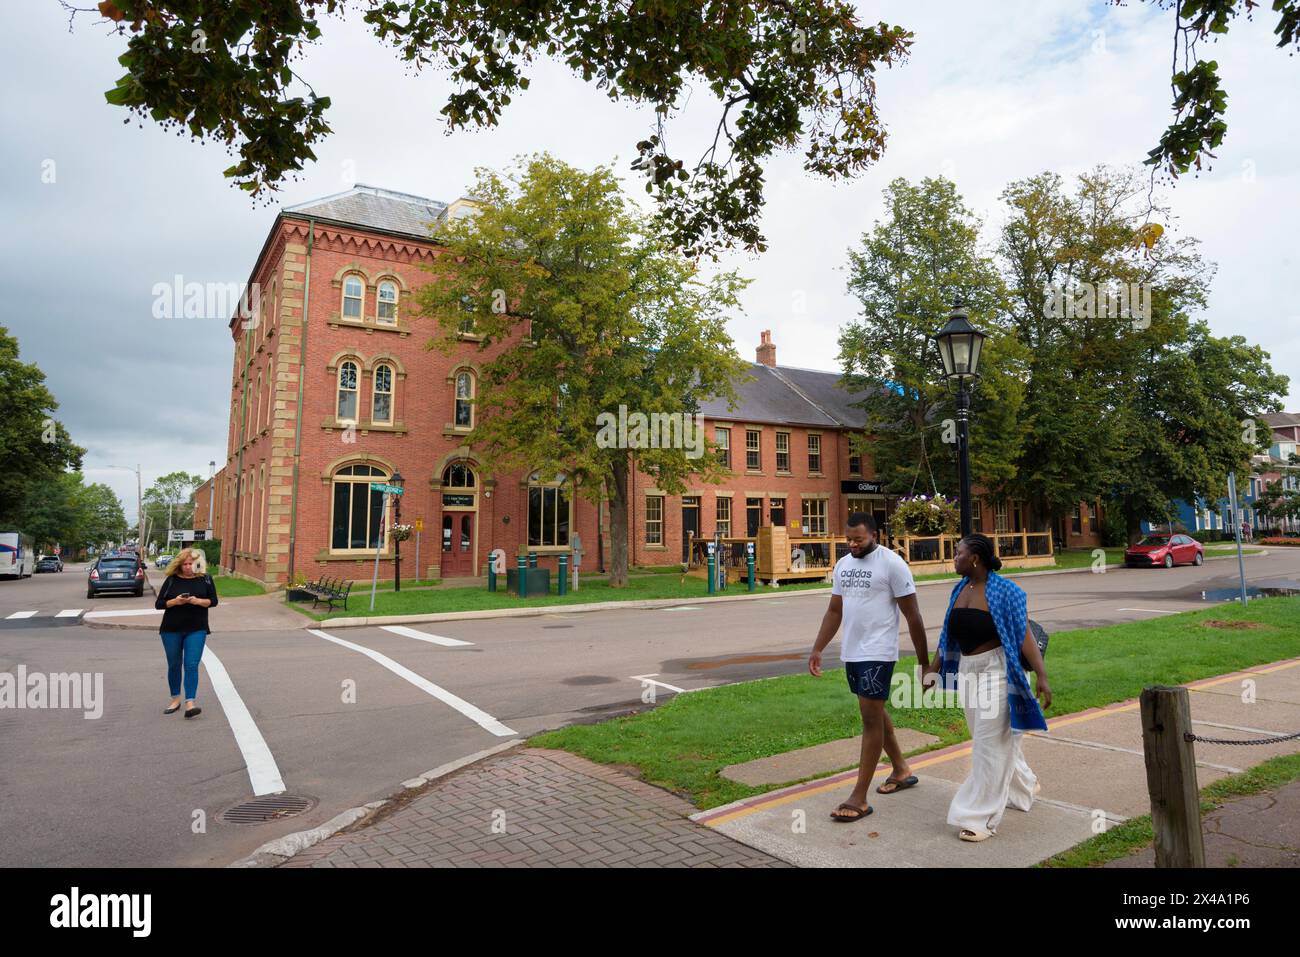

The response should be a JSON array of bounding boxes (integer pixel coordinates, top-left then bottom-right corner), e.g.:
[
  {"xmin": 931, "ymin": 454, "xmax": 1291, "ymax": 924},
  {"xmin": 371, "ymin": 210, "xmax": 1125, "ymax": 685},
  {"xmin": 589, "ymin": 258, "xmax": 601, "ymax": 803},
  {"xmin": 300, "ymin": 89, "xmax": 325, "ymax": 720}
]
[{"xmin": 506, "ymin": 567, "xmax": 550, "ymax": 596}]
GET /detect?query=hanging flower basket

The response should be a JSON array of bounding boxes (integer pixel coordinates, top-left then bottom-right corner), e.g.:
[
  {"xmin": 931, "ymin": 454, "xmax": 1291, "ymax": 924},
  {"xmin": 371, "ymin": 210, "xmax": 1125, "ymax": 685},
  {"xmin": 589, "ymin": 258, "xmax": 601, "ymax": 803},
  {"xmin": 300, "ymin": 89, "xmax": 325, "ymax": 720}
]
[
  {"xmin": 892, "ymin": 495, "xmax": 960, "ymax": 536},
  {"xmin": 389, "ymin": 524, "xmax": 414, "ymax": 543}
]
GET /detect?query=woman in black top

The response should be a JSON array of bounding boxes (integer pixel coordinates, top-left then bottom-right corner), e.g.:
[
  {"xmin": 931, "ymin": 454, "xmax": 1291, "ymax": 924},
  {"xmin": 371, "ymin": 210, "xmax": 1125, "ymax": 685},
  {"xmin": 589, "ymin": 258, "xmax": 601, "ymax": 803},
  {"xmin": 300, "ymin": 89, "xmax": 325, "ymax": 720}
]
[
  {"xmin": 154, "ymin": 548, "xmax": 218, "ymax": 718},
  {"xmin": 940, "ymin": 534, "xmax": 1050, "ymax": 841}
]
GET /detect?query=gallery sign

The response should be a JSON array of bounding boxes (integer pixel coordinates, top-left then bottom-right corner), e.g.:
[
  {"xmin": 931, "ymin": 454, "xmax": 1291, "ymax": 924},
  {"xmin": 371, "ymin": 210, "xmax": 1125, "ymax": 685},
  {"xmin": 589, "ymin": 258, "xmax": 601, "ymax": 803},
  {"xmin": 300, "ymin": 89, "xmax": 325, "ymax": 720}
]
[{"xmin": 841, "ymin": 480, "xmax": 886, "ymax": 495}]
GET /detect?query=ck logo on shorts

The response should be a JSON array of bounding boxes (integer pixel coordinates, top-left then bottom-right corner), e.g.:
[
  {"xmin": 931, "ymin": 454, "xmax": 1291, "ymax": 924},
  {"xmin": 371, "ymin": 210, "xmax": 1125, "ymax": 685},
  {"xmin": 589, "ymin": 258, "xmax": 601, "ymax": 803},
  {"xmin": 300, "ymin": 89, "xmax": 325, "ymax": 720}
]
[{"xmin": 838, "ymin": 568, "xmax": 873, "ymax": 592}]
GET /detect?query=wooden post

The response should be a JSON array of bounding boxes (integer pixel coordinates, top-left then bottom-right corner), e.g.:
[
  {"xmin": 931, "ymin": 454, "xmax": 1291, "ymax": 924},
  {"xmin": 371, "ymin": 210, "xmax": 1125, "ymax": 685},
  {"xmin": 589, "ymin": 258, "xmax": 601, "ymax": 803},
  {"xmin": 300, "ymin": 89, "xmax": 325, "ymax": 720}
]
[{"xmin": 1139, "ymin": 686, "xmax": 1206, "ymax": 867}]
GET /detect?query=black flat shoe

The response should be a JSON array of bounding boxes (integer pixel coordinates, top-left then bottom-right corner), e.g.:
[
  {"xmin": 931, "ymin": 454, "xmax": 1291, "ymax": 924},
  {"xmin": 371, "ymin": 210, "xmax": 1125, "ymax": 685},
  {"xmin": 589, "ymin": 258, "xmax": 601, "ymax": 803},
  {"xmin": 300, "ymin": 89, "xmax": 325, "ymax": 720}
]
[
  {"xmin": 164, "ymin": 703, "xmax": 181, "ymax": 714},
  {"xmin": 184, "ymin": 706, "xmax": 202, "ymax": 719}
]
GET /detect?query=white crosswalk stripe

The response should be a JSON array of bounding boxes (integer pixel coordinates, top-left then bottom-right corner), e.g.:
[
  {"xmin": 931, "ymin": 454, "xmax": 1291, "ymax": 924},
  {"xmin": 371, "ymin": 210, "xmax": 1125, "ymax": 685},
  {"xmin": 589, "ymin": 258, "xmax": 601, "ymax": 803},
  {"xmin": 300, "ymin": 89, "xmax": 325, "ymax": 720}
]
[
  {"xmin": 5, "ymin": 611, "xmax": 38, "ymax": 619},
  {"xmin": 379, "ymin": 624, "xmax": 473, "ymax": 647},
  {"xmin": 56, "ymin": 609, "xmax": 84, "ymax": 618}
]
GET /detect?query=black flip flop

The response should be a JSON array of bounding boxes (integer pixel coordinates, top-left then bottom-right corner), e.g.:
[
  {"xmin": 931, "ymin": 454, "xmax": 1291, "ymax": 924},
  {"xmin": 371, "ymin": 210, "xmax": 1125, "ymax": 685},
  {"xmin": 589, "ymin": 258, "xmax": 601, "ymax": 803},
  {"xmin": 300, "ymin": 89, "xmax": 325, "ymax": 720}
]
[
  {"xmin": 830, "ymin": 803, "xmax": 873, "ymax": 823},
  {"xmin": 877, "ymin": 775, "xmax": 919, "ymax": 794},
  {"xmin": 164, "ymin": 703, "xmax": 181, "ymax": 715},
  {"xmin": 184, "ymin": 706, "xmax": 202, "ymax": 719}
]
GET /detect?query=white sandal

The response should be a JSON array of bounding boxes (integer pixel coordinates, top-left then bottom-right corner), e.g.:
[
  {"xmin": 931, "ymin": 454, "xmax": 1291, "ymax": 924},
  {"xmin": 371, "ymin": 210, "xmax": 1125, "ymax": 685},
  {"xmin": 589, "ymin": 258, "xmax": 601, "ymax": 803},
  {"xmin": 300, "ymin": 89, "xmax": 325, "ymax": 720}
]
[{"xmin": 959, "ymin": 828, "xmax": 992, "ymax": 842}]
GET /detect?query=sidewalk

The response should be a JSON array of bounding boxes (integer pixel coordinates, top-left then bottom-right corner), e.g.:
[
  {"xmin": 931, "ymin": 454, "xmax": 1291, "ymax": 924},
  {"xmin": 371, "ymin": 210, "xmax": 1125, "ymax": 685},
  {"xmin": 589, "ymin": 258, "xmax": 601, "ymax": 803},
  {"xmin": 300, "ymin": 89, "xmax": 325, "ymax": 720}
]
[
  {"xmin": 693, "ymin": 656, "xmax": 1300, "ymax": 867},
  {"xmin": 277, "ymin": 748, "xmax": 787, "ymax": 868},
  {"xmin": 83, "ymin": 568, "xmax": 307, "ymax": 632},
  {"xmin": 261, "ymin": 656, "xmax": 1300, "ymax": 869}
]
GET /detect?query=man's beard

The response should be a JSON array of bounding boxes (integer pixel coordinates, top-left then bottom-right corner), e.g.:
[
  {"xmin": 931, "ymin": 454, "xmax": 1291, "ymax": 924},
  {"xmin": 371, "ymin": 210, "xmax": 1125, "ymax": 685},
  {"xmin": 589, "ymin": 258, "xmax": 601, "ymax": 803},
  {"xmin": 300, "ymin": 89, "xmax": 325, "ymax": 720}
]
[{"xmin": 850, "ymin": 541, "xmax": 877, "ymax": 558}]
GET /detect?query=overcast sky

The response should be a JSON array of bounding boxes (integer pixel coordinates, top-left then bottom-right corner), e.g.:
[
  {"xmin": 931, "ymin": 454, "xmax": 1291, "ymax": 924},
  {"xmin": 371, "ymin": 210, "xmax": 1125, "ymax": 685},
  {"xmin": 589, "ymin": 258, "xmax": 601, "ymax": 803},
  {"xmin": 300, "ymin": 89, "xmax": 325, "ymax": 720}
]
[{"xmin": 4, "ymin": 1, "xmax": 1296, "ymax": 522}]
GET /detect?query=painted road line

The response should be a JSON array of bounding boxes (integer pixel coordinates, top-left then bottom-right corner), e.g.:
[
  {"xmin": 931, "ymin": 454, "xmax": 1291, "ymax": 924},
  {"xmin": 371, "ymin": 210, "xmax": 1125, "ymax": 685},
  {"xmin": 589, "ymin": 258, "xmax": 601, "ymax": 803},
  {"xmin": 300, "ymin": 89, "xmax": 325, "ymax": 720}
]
[
  {"xmin": 5, "ymin": 611, "xmax": 38, "ymax": 619},
  {"xmin": 1116, "ymin": 608, "xmax": 1182, "ymax": 614},
  {"xmin": 630, "ymin": 673, "xmax": 687, "ymax": 694},
  {"xmin": 56, "ymin": 609, "xmax": 84, "ymax": 618},
  {"xmin": 661, "ymin": 606, "xmax": 700, "ymax": 612},
  {"xmin": 309, "ymin": 629, "xmax": 515, "ymax": 737},
  {"xmin": 379, "ymin": 624, "xmax": 473, "ymax": 647},
  {"xmin": 83, "ymin": 608, "xmax": 163, "ymax": 619},
  {"xmin": 201, "ymin": 647, "xmax": 286, "ymax": 797}
]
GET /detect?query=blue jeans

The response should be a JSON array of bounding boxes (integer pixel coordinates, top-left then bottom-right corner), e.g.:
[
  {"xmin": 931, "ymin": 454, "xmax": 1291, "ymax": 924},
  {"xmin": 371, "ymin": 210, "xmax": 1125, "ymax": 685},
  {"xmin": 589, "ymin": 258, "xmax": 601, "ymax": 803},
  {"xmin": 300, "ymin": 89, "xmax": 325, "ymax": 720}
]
[{"xmin": 161, "ymin": 631, "xmax": 207, "ymax": 700}]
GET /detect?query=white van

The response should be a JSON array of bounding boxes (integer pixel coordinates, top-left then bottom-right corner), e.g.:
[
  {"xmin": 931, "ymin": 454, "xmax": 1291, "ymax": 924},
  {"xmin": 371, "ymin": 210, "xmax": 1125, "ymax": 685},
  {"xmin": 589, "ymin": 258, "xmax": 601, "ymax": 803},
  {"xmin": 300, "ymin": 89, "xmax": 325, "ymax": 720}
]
[{"xmin": 0, "ymin": 532, "xmax": 35, "ymax": 579}]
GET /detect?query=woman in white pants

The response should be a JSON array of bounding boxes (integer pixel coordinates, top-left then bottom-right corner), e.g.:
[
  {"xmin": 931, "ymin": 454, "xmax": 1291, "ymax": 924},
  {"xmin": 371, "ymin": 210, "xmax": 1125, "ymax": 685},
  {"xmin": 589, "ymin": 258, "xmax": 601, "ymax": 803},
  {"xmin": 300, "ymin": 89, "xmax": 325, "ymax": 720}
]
[{"xmin": 925, "ymin": 534, "xmax": 1052, "ymax": 841}]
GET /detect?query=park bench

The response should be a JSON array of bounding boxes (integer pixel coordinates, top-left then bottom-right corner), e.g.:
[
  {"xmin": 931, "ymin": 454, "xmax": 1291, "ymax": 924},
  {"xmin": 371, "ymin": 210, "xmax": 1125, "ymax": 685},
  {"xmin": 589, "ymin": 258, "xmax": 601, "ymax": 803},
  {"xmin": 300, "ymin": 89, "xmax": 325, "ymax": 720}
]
[{"xmin": 311, "ymin": 578, "xmax": 352, "ymax": 611}]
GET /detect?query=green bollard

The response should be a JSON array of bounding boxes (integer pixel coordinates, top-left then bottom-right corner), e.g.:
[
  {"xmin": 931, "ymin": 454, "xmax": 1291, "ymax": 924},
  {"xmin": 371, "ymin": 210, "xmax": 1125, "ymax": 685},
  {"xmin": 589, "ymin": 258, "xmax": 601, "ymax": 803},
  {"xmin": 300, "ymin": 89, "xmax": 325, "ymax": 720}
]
[
  {"xmin": 747, "ymin": 549, "xmax": 756, "ymax": 592},
  {"xmin": 706, "ymin": 549, "xmax": 716, "ymax": 595},
  {"xmin": 517, "ymin": 555, "xmax": 528, "ymax": 598},
  {"xmin": 558, "ymin": 554, "xmax": 568, "ymax": 596},
  {"xmin": 529, "ymin": 551, "xmax": 538, "ymax": 568},
  {"xmin": 488, "ymin": 560, "xmax": 497, "ymax": 592}
]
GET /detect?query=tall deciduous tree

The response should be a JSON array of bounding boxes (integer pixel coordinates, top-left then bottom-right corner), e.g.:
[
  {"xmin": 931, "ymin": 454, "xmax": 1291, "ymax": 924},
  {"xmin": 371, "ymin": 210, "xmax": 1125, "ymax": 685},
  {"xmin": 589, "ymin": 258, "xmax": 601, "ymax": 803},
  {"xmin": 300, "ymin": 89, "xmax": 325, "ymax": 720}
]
[
  {"xmin": 0, "ymin": 326, "xmax": 83, "ymax": 526},
  {"xmin": 415, "ymin": 155, "xmax": 749, "ymax": 586},
  {"xmin": 142, "ymin": 471, "xmax": 202, "ymax": 549},
  {"xmin": 838, "ymin": 177, "xmax": 1029, "ymax": 501},
  {"xmin": 998, "ymin": 166, "xmax": 1286, "ymax": 541}
]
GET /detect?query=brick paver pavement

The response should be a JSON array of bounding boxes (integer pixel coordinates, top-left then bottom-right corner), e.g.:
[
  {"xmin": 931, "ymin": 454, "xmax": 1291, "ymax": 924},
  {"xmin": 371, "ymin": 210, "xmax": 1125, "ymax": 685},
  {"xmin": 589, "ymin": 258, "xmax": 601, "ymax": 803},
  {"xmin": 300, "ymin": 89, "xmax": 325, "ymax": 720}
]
[{"xmin": 279, "ymin": 747, "xmax": 788, "ymax": 868}]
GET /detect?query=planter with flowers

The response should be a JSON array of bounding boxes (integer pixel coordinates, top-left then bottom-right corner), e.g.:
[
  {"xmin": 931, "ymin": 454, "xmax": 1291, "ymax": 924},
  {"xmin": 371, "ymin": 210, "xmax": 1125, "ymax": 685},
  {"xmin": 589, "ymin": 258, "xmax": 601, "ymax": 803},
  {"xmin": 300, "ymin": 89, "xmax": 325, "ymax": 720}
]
[
  {"xmin": 389, "ymin": 524, "xmax": 413, "ymax": 543},
  {"xmin": 891, "ymin": 495, "xmax": 960, "ymax": 536}
]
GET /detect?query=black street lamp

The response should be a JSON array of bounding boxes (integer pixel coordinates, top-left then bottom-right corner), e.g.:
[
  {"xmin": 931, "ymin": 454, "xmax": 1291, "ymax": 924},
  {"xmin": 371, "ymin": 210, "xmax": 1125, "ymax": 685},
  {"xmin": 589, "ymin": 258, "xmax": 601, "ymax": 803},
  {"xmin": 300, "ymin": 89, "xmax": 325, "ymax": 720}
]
[
  {"xmin": 391, "ymin": 471, "xmax": 405, "ymax": 592},
  {"xmin": 932, "ymin": 306, "xmax": 987, "ymax": 538}
]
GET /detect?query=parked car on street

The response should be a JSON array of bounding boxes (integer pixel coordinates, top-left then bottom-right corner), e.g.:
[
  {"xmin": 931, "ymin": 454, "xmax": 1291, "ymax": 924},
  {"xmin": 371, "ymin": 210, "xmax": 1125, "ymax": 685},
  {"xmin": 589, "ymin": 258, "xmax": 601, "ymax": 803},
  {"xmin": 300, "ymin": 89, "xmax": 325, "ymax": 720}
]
[
  {"xmin": 36, "ymin": 555, "xmax": 64, "ymax": 573},
  {"xmin": 87, "ymin": 555, "xmax": 146, "ymax": 598},
  {"xmin": 1125, "ymin": 534, "xmax": 1204, "ymax": 568}
]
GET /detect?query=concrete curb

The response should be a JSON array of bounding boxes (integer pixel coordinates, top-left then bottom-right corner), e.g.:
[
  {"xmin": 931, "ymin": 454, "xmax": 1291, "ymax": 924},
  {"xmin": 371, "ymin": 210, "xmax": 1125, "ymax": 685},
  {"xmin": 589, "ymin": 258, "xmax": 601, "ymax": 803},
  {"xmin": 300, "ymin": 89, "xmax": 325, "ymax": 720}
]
[
  {"xmin": 226, "ymin": 738, "xmax": 524, "ymax": 868},
  {"xmin": 310, "ymin": 549, "xmax": 1269, "ymax": 628}
]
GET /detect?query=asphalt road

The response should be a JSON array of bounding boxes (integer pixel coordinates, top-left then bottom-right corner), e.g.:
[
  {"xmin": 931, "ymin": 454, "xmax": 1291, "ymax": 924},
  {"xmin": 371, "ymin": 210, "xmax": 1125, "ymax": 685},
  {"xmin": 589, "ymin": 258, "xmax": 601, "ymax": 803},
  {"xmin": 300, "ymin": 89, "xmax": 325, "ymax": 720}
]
[{"xmin": 1, "ymin": 548, "xmax": 1296, "ymax": 867}]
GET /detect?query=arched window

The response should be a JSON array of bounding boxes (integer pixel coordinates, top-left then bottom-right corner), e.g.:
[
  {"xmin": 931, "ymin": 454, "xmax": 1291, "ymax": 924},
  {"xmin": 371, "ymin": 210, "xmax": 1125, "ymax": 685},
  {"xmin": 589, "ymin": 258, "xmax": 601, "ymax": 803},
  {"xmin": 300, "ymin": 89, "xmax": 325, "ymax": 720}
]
[
  {"xmin": 337, "ymin": 361, "xmax": 358, "ymax": 422},
  {"xmin": 454, "ymin": 371, "xmax": 474, "ymax": 428},
  {"xmin": 372, "ymin": 363, "xmax": 393, "ymax": 424},
  {"xmin": 342, "ymin": 275, "xmax": 364, "ymax": 319},
  {"xmin": 331, "ymin": 464, "xmax": 388, "ymax": 551},
  {"xmin": 440, "ymin": 462, "xmax": 478, "ymax": 512},
  {"xmin": 377, "ymin": 280, "xmax": 398, "ymax": 324},
  {"xmin": 442, "ymin": 463, "xmax": 476, "ymax": 489}
]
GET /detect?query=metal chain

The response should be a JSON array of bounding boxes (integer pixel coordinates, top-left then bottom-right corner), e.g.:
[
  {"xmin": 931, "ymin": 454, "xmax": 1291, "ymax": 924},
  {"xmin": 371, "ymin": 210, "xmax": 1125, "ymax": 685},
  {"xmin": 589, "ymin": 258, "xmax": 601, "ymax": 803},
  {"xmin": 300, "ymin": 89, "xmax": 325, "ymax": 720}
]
[{"xmin": 1185, "ymin": 729, "xmax": 1300, "ymax": 746}]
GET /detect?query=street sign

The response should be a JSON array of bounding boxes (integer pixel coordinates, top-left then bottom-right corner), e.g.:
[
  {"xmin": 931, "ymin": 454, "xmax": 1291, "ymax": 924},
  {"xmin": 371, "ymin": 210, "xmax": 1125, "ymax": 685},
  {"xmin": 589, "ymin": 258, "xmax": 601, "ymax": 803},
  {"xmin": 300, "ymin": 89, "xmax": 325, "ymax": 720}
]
[
  {"xmin": 167, "ymin": 529, "xmax": 208, "ymax": 542},
  {"xmin": 414, "ymin": 519, "xmax": 424, "ymax": 532},
  {"xmin": 369, "ymin": 483, "xmax": 405, "ymax": 495}
]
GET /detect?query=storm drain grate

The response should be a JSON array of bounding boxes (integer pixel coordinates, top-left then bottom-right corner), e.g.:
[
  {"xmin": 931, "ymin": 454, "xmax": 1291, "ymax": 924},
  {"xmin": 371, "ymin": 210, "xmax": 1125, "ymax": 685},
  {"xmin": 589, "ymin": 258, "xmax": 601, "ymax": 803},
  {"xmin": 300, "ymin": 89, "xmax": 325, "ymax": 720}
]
[{"xmin": 221, "ymin": 794, "xmax": 316, "ymax": 825}]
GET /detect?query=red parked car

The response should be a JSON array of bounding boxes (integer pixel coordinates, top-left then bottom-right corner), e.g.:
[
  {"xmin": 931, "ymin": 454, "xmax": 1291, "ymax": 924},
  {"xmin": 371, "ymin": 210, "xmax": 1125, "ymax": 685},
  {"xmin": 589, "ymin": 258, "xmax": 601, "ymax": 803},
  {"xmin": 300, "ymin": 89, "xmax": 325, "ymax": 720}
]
[{"xmin": 1124, "ymin": 534, "xmax": 1204, "ymax": 569}]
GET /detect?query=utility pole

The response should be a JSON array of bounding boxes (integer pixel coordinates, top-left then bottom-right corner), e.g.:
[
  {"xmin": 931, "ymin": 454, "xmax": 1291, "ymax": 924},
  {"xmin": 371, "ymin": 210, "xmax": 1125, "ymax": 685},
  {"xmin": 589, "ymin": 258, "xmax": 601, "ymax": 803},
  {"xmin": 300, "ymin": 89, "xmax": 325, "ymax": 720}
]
[{"xmin": 208, "ymin": 460, "xmax": 216, "ymax": 531}]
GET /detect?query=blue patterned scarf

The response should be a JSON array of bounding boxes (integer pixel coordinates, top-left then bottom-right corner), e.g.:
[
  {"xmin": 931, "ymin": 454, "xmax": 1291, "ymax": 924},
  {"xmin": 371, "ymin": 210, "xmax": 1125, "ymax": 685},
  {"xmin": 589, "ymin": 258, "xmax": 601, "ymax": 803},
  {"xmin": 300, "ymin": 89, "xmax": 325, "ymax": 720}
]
[{"xmin": 936, "ymin": 571, "xmax": 1047, "ymax": 732}]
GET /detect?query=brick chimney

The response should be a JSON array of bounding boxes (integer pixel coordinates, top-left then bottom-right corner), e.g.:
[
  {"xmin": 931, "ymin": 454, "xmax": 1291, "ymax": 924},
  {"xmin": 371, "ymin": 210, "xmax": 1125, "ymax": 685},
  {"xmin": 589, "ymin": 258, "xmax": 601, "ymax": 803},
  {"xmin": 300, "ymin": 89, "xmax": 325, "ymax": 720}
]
[{"xmin": 756, "ymin": 329, "xmax": 777, "ymax": 367}]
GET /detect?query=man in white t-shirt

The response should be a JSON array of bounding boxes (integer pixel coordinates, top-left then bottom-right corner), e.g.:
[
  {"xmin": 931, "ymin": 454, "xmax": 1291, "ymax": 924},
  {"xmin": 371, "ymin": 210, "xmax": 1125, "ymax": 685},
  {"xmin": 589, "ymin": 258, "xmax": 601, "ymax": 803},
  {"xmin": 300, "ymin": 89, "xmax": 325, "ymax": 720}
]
[{"xmin": 809, "ymin": 512, "xmax": 932, "ymax": 823}]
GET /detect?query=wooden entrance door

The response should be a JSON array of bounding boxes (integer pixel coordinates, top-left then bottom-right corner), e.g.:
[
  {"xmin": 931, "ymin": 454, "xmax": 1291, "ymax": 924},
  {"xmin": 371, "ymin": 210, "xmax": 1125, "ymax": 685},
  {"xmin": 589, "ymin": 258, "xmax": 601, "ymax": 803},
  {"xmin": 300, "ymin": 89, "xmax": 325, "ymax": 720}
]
[{"xmin": 441, "ymin": 512, "xmax": 475, "ymax": 576}]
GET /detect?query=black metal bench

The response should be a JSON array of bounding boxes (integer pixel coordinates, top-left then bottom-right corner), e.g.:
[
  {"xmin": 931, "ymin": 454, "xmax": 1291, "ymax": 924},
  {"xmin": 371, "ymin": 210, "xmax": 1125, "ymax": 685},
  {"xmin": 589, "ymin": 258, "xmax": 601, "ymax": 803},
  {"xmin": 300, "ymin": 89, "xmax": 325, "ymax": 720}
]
[
  {"xmin": 304, "ymin": 575, "xmax": 333, "ymax": 606},
  {"xmin": 313, "ymin": 578, "xmax": 351, "ymax": 611}
]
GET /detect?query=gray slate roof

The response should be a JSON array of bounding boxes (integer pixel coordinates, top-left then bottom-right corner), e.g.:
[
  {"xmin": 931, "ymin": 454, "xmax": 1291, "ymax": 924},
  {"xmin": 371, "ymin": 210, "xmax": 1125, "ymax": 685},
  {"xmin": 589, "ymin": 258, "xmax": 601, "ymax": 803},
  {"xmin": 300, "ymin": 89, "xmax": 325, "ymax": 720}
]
[
  {"xmin": 283, "ymin": 185, "xmax": 448, "ymax": 239},
  {"xmin": 701, "ymin": 363, "xmax": 870, "ymax": 430}
]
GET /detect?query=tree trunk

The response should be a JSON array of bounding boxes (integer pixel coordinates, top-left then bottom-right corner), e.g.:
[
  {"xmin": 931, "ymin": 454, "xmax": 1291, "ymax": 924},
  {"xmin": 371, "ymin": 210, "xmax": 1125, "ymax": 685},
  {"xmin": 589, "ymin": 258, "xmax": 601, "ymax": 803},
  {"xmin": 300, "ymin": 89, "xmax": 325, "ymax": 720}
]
[{"xmin": 607, "ymin": 459, "xmax": 630, "ymax": 587}]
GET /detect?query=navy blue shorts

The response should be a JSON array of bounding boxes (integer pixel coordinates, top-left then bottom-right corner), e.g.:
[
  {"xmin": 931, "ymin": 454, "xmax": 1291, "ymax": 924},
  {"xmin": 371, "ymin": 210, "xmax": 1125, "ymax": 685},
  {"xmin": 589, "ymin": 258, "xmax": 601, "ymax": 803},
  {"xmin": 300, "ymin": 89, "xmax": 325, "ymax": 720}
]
[{"xmin": 844, "ymin": 660, "xmax": 896, "ymax": 700}]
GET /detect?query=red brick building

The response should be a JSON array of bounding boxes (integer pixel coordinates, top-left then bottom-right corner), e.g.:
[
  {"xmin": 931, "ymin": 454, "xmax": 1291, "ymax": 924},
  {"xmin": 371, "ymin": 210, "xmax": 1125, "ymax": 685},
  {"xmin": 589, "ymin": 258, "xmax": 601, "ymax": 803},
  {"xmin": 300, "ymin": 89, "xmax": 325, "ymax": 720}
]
[{"xmin": 219, "ymin": 185, "xmax": 1101, "ymax": 588}]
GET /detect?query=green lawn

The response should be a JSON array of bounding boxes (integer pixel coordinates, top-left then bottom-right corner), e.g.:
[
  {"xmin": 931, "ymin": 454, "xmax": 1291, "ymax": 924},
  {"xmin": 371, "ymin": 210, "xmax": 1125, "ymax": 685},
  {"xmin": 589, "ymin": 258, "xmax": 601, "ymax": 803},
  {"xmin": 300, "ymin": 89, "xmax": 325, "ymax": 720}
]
[
  {"xmin": 211, "ymin": 574, "xmax": 266, "ymax": 597},
  {"xmin": 290, "ymin": 572, "xmax": 832, "ymax": 620},
  {"xmin": 1040, "ymin": 751, "xmax": 1300, "ymax": 867},
  {"xmin": 531, "ymin": 596, "xmax": 1300, "ymax": 809}
]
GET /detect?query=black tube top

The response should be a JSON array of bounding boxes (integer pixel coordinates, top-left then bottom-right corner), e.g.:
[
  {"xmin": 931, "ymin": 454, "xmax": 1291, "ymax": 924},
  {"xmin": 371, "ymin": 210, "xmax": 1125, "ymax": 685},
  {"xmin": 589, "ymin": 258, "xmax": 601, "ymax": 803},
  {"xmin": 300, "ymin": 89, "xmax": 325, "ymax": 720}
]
[{"xmin": 949, "ymin": 606, "xmax": 1000, "ymax": 655}]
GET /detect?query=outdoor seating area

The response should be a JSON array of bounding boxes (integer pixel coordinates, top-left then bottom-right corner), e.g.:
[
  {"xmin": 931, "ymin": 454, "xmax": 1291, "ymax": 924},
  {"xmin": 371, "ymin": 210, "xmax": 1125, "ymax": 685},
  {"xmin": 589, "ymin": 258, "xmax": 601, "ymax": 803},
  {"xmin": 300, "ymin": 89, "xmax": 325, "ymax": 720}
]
[{"xmin": 300, "ymin": 575, "xmax": 352, "ymax": 611}]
